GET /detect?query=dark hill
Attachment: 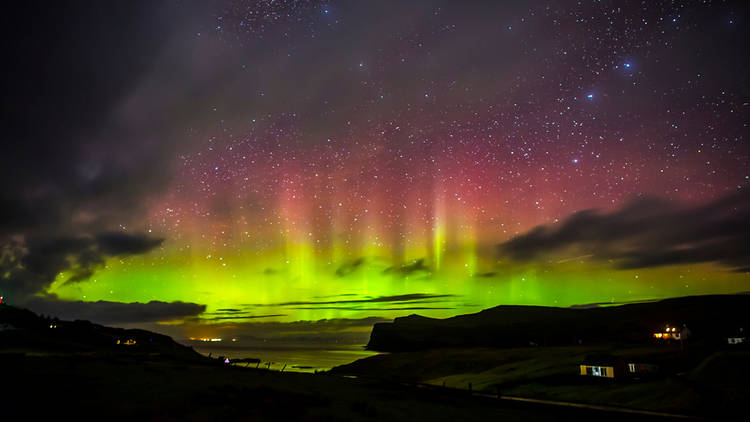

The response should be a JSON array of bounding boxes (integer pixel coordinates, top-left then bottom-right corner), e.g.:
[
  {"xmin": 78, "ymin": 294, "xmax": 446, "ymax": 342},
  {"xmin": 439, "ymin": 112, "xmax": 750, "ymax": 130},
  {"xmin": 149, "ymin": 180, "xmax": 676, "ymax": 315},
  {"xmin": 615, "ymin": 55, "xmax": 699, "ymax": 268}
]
[
  {"xmin": 0, "ymin": 303, "xmax": 204, "ymax": 361},
  {"xmin": 366, "ymin": 294, "xmax": 750, "ymax": 352}
]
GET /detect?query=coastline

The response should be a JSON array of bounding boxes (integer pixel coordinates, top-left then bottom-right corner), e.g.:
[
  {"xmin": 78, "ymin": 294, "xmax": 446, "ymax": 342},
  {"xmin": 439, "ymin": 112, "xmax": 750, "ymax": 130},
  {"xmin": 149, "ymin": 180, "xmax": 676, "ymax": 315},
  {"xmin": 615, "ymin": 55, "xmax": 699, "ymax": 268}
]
[{"xmin": 190, "ymin": 342, "xmax": 380, "ymax": 372}]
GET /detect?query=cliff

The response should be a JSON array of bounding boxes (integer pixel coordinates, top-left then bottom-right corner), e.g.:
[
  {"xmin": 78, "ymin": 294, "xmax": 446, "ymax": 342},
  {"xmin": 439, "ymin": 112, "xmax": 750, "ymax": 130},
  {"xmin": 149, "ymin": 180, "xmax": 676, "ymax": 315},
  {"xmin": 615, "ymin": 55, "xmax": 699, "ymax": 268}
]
[{"xmin": 366, "ymin": 294, "xmax": 750, "ymax": 352}]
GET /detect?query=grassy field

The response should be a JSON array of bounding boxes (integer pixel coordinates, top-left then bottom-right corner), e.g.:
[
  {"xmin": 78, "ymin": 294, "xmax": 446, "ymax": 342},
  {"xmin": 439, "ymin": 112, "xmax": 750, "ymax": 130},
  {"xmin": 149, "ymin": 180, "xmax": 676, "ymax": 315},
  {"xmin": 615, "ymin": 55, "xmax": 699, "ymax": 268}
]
[
  {"xmin": 1, "ymin": 351, "xmax": 693, "ymax": 421},
  {"xmin": 331, "ymin": 343, "xmax": 750, "ymax": 418}
]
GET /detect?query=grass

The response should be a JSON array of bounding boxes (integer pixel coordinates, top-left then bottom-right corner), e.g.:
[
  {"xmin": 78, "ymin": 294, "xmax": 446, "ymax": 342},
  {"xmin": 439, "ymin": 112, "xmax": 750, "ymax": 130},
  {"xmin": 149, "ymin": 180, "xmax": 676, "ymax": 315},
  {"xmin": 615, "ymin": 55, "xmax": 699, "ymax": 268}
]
[
  {"xmin": 331, "ymin": 343, "xmax": 750, "ymax": 418},
  {"xmin": 2, "ymin": 351, "xmax": 688, "ymax": 421}
]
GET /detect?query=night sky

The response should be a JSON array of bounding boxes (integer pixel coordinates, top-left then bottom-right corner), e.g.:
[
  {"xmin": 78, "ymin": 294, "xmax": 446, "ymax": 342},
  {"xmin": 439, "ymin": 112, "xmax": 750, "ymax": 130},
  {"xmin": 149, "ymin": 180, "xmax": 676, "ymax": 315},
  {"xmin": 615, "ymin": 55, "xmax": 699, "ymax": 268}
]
[{"xmin": 1, "ymin": 1, "xmax": 749, "ymax": 341}]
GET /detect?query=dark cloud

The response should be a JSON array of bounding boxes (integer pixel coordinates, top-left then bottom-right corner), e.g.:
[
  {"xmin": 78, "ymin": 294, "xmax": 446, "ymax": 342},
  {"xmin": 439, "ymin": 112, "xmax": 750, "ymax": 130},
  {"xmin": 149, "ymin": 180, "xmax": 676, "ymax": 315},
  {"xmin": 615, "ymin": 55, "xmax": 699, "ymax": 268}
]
[
  {"xmin": 0, "ymin": 231, "xmax": 207, "ymax": 326},
  {"xmin": 288, "ymin": 306, "xmax": 455, "ymax": 311},
  {"xmin": 247, "ymin": 293, "xmax": 457, "ymax": 307},
  {"xmin": 94, "ymin": 232, "xmax": 163, "ymax": 256},
  {"xmin": 0, "ymin": 232, "xmax": 163, "ymax": 302},
  {"xmin": 200, "ymin": 314, "xmax": 288, "ymax": 321},
  {"xmin": 0, "ymin": 3, "xmax": 193, "ymax": 238},
  {"xmin": 335, "ymin": 258, "xmax": 366, "ymax": 277},
  {"xmin": 24, "ymin": 298, "xmax": 205, "ymax": 326},
  {"xmin": 568, "ymin": 299, "xmax": 658, "ymax": 309},
  {"xmin": 383, "ymin": 259, "xmax": 430, "ymax": 277},
  {"xmin": 200, "ymin": 309, "xmax": 288, "ymax": 321},
  {"xmin": 333, "ymin": 257, "xmax": 397, "ymax": 278},
  {"xmin": 499, "ymin": 191, "xmax": 750, "ymax": 271},
  {"xmin": 312, "ymin": 294, "xmax": 359, "ymax": 299},
  {"xmin": 0, "ymin": 2, "xmax": 212, "ymax": 317}
]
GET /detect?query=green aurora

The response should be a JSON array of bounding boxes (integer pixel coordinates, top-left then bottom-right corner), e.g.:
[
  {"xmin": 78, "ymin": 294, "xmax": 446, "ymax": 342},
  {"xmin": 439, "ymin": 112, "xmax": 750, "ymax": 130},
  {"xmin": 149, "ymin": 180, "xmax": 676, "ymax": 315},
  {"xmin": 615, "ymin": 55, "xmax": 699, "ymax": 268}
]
[{"xmin": 48, "ymin": 248, "xmax": 749, "ymax": 324}]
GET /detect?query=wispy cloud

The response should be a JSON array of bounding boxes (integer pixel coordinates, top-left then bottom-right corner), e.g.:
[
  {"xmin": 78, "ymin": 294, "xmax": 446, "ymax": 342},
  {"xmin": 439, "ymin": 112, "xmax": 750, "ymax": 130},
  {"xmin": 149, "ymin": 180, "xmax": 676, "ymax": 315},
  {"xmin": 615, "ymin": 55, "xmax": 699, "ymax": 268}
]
[
  {"xmin": 246, "ymin": 293, "xmax": 457, "ymax": 308},
  {"xmin": 199, "ymin": 314, "xmax": 287, "ymax": 321},
  {"xmin": 287, "ymin": 306, "xmax": 455, "ymax": 311},
  {"xmin": 383, "ymin": 259, "xmax": 430, "ymax": 276},
  {"xmin": 499, "ymin": 191, "xmax": 750, "ymax": 272}
]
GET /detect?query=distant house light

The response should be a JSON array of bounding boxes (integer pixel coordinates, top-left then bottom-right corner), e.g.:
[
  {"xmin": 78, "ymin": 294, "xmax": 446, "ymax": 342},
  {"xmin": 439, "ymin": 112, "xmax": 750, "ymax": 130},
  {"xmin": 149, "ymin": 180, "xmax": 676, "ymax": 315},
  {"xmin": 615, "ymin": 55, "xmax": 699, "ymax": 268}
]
[
  {"xmin": 727, "ymin": 328, "xmax": 745, "ymax": 345},
  {"xmin": 653, "ymin": 324, "xmax": 689, "ymax": 341}
]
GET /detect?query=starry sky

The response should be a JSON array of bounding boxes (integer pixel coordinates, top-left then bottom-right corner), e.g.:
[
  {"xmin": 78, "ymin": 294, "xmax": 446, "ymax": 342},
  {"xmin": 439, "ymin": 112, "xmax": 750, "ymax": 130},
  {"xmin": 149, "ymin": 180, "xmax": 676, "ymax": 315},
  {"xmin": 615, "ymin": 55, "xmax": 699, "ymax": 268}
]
[{"xmin": 1, "ymin": 1, "xmax": 749, "ymax": 339}]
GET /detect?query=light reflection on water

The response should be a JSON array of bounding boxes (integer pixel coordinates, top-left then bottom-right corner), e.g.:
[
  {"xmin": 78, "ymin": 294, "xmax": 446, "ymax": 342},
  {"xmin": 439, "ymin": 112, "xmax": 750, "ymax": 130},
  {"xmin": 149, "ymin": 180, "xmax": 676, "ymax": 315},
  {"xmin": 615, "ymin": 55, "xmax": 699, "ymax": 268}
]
[{"xmin": 190, "ymin": 343, "xmax": 380, "ymax": 373}]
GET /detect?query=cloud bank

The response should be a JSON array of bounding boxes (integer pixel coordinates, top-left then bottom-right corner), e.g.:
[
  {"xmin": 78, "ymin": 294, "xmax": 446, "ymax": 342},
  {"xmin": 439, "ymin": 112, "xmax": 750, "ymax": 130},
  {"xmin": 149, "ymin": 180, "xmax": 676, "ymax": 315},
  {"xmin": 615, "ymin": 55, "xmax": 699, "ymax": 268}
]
[
  {"xmin": 1, "ymin": 232, "xmax": 164, "ymax": 302},
  {"xmin": 499, "ymin": 191, "xmax": 750, "ymax": 272},
  {"xmin": 25, "ymin": 298, "xmax": 206, "ymax": 326}
]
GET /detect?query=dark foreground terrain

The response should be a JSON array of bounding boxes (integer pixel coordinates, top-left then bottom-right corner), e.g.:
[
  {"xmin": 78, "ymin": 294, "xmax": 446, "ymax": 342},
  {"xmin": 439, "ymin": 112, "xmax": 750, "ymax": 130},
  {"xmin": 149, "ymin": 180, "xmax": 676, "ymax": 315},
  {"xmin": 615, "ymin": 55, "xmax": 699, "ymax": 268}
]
[
  {"xmin": 332, "ymin": 295, "xmax": 750, "ymax": 420},
  {"xmin": 0, "ymin": 302, "xmax": 694, "ymax": 421},
  {"xmin": 332, "ymin": 344, "xmax": 750, "ymax": 420},
  {"xmin": 3, "ymin": 353, "xmax": 698, "ymax": 422}
]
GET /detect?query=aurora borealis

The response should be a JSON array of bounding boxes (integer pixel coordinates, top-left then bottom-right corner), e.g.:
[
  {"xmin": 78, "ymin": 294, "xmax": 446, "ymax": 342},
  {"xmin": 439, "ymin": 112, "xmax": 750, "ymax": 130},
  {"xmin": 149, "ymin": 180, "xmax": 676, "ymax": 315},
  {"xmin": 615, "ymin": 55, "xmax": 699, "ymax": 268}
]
[{"xmin": 2, "ymin": 1, "xmax": 750, "ymax": 338}]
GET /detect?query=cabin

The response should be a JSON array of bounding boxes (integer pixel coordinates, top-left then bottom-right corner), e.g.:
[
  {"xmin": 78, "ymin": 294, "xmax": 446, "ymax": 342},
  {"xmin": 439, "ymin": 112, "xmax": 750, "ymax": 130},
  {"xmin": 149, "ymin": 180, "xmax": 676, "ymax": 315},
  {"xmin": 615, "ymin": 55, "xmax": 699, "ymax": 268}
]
[
  {"xmin": 652, "ymin": 324, "xmax": 690, "ymax": 341},
  {"xmin": 580, "ymin": 355, "xmax": 625, "ymax": 378},
  {"xmin": 627, "ymin": 362, "xmax": 660, "ymax": 377},
  {"xmin": 726, "ymin": 327, "xmax": 745, "ymax": 345}
]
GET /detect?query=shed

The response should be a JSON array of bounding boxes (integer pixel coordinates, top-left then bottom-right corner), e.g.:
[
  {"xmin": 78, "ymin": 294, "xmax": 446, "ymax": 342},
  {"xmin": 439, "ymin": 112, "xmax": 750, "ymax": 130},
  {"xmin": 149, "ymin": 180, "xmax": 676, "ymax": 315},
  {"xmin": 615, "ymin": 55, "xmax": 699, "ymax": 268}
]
[
  {"xmin": 627, "ymin": 362, "xmax": 660, "ymax": 376},
  {"xmin": 727, "ymin": 327, "xmax": 745, "ymax": 345},
  {"xmin": 580, "ymin": 355, "xmax": 626, "ymax": 378}
]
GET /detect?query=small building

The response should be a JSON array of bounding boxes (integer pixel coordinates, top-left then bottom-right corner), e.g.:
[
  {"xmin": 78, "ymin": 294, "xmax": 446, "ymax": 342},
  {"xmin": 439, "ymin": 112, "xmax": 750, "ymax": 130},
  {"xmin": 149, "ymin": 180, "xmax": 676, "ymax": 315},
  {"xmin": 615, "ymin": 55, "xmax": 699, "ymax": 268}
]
[
  {"xmin": 627, "ymin": 362, "xmax": 660, "ymax": 376},
  {"xmin": 580, "ymin": 355, "xmax": 625, "ymax": 378},
  {"xmin": 727, "ymin": 327, "xmax": 745, "ymax": 345},
  {"xmin": 652, "ymin": 324, "xmax": 690, "ymax": 341}
]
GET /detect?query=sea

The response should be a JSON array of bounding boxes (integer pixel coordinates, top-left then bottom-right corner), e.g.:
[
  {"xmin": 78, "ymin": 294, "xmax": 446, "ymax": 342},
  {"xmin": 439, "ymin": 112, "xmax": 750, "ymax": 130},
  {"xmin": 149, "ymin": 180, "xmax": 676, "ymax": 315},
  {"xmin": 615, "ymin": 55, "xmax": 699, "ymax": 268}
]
[{"xmin": 190, "ymin": 342, "xmax": 380, "ymax": 373}]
